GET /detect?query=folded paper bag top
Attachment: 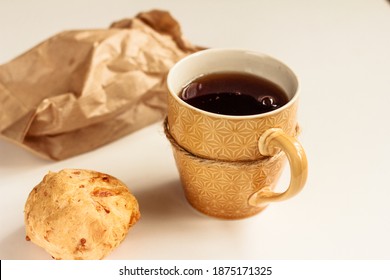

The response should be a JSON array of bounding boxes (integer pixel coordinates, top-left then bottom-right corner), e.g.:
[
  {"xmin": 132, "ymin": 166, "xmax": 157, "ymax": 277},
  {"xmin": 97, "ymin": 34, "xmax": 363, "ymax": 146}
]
[{"xmin": 0, "ymin": 10, "xmax": 202, "ymax": 160}]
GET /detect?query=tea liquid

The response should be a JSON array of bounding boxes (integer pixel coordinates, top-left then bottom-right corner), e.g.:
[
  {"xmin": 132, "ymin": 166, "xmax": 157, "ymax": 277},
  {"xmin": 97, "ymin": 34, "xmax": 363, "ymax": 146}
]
[{"xmin": 180, "ymin": 72, "xmax": 289, "ymax": 116}]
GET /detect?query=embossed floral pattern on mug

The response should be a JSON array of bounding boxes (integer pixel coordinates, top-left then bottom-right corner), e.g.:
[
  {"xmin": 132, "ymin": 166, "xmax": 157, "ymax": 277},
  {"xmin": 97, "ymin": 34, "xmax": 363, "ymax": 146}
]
[
  {"xmin": 168, "ymin": 93, "xmax": 298, "ymax": 161},
  {"xmin": 167, "ymin": 127, "xmax": 287, "ymax": 219}
]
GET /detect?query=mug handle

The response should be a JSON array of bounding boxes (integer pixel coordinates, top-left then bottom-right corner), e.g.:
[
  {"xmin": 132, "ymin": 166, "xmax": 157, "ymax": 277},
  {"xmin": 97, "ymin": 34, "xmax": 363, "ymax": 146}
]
[{"xmin": 248, "ymin": 128, "xmax": 308, "ymax": 207}]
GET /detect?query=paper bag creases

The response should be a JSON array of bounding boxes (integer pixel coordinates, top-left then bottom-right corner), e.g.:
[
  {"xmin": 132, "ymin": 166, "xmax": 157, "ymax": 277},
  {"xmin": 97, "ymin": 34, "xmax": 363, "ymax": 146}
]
[{"xmin": 0, "ymin": 10, "xmax": 201, "ymax": 160}]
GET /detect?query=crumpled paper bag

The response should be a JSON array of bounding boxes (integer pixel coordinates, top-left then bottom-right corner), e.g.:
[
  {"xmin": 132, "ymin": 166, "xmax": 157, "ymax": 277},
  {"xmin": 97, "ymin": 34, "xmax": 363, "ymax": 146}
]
[{"xmin": 0, "ymin": 10, "xmax": 201, "ymax": 160}]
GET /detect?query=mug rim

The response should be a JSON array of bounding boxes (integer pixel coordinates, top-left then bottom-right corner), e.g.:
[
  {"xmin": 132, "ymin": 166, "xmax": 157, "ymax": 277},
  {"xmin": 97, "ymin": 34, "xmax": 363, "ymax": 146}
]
[{"xmin": 167, "ymin": 48, "xmax": 299, "ymax": 120}]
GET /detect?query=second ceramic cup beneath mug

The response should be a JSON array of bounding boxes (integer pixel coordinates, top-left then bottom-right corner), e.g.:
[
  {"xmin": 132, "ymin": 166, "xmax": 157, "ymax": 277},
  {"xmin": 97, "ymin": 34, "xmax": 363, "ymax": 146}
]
[{"xmin": 166, "ymin": 49, "xmax": 308, "ymax": 219}]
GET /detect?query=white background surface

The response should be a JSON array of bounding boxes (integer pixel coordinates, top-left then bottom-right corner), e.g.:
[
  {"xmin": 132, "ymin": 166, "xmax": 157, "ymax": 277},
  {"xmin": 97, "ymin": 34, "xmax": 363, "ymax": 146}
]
[{"xmin": 1, "ymin": 0, "xmax": 390, "ymax": 260}]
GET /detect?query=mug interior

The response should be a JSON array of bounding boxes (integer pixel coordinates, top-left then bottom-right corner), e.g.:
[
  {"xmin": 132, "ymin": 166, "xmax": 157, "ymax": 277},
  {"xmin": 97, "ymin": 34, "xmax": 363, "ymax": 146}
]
[{"xmin": 167, "ymin": 49, "xmax": 299, "ymax": 117}]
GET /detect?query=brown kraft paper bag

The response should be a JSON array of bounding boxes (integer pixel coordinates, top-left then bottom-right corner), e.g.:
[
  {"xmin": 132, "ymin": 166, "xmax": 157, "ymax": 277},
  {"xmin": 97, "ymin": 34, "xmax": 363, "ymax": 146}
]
[{"xmin": 0, "ymin": 10, "xmax": 202, "ymax": 160}]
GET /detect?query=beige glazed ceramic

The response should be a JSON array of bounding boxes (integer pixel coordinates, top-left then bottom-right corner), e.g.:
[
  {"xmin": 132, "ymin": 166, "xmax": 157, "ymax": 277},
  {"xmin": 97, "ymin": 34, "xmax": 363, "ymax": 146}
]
[{"xmin": 166, "ymin": 49, "xmax": 308, "ymax": 219}]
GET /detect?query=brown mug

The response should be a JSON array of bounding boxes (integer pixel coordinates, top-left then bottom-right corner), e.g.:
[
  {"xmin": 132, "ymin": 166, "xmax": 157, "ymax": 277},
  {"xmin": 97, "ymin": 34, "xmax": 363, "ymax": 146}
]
[{"xmin": 165, "ymin": 49, "xmax": 308, "ymax": 219}]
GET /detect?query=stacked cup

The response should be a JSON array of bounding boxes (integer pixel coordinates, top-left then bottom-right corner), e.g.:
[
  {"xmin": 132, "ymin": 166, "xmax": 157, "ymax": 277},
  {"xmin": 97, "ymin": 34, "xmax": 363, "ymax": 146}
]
[{"xmin": 165, "ymin": 49, "xmax": 308, "ymax": 219}]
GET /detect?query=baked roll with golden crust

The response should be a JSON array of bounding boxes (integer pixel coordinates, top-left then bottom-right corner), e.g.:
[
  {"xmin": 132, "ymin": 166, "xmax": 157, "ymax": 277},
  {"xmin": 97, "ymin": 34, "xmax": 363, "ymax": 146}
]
[{"xmin": 24, "ymin": 169, "xmax": 140, "ymax": 260}]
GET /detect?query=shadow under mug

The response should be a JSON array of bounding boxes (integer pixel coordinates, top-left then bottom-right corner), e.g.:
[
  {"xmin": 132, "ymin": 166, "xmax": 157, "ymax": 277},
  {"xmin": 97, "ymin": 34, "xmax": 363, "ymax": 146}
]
[{"xmin": 166, "ymin": 49, "xmax": 308, "ymax": 219}]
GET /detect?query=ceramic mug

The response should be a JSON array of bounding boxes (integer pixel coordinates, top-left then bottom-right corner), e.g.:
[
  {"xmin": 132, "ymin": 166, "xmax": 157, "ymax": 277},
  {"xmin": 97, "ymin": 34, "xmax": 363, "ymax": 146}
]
[{"xmin": 165, "ymin": 49, "xmax": 308, "ymax": 219}]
